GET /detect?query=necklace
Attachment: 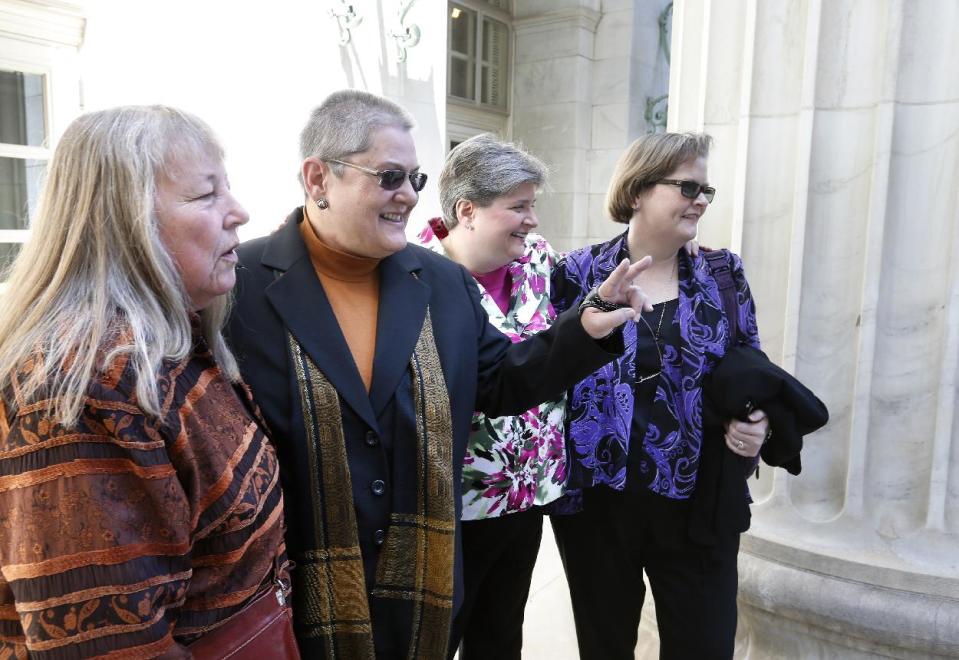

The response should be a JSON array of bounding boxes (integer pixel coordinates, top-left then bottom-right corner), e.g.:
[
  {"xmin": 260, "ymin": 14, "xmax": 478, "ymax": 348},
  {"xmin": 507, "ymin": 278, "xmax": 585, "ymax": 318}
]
[
  {"xmin": 636, "ymin": 302, "xmax": 667, "ymax": 383},
  {"xmin": 647, "ymin": 258, "xmax": 678, "ymax": 304}
]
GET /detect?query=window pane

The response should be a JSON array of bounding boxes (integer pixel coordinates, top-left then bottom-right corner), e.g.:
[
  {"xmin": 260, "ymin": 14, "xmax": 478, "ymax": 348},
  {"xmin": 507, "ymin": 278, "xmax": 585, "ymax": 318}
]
[
  {"xmin": 0, "ymin": 243, "xmax": 22, "ymax": 275},
  {"xmin": 484, "ymin": 0, "xmax": 510, "ymax": 10},
  {"xmin": 449, "ymin": 4, "xmax": 476, "ymax": 57},
  {"xmin": 0, "ymin": 70, "xmax": 46, "ymax": 147},
  {"xmin": 449, "ymin": 56, "xmax": 475, "ymax": 101},
  {"xmin": 0, "ymin": 157, "xmax": 45, "ymax": 230},
  {"xmin": 481, "ymin": 64, "xmax": 489, "ymax": 104},
  {"xmin": 482, "ymin": 17, "xmax": 508, "ymax": 64},
  {"xmin": 481, "ymin": 17, "xmax": 508, "ymax": 107}
]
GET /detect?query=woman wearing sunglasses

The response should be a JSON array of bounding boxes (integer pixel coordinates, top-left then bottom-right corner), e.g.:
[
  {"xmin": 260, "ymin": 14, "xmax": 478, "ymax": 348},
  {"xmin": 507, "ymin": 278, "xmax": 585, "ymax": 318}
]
[
  {"xmin": 226, "ymin": 90, "xmax": 657, "ymax": 659},
  {"xmin": 549, "ymin": 132, "xmax": 769, "ymax": 659}
]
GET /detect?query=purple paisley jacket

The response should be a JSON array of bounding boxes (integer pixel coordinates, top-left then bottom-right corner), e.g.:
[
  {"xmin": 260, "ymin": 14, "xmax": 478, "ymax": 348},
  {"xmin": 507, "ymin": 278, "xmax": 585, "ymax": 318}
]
[{"xmin": 551, "ymin": 232, "xmax": 760, "ymax": 498}]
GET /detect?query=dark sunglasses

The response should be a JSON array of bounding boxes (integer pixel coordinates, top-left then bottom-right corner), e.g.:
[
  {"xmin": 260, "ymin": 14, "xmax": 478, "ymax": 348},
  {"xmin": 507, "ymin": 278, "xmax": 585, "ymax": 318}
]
[
  {"xmin": 327, "ymin": 159, "xmax": 427, "ymax": 192},
  {"xmin": 657, "ymin": 179, "xmax": 715, "ymax": 203}
]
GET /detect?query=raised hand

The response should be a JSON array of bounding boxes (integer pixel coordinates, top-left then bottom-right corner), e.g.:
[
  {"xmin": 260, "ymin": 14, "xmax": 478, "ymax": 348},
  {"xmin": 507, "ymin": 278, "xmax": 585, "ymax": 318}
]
[{"xmin": 580, "ymin": 257, "xmax": 654, "ymax": 339}]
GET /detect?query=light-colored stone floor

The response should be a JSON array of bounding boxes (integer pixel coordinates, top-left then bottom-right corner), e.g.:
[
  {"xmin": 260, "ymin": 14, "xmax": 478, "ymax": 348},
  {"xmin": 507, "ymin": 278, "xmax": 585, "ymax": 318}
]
[
  {"xmin": 453, "ymin": 517, "xmax": 663, "ymax": 659},
  {"xmin": 521, "ymin": 517, "xmax": 580, "ymax": 659},
  {"xmin": 520, "ymin": 518, "xmax": 659, "ymax": 659}
]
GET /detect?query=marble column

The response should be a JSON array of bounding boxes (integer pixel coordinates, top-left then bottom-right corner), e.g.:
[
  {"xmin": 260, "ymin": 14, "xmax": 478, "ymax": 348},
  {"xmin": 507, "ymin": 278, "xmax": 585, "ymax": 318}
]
[
  {"xmin": 512, "ymin": 0, "xmax": 671, "ymax": 252},
  {"xmin": 512, "ymin": 0, "xmax": 600, "ymax": 253},
  {"xmin": 660, "ymin": 0, "xmax": 959, "ymax": 657}
]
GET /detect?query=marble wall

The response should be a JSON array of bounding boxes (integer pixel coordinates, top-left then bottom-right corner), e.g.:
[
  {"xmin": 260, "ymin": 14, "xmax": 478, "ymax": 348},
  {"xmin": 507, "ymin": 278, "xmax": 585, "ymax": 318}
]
[
  {"xmin": 667, "ymin": 0, "xmax": 959, "ymax": 657},
  {"xmin": 78, "ymin": 0, "xmax": 448, "ymax": 237}
]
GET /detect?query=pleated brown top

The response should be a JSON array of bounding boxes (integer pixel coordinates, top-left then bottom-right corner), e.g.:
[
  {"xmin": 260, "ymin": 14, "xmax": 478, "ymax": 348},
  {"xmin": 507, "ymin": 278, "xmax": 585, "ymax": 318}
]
[{"xmin": 0, "ymin": 330, "xmax": 287, "ymax": 658}]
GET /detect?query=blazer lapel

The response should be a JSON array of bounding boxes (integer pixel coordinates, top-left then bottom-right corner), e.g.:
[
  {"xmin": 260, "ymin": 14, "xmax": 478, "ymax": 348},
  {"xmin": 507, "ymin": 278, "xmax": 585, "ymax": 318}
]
[
  {"xmin": 676, "ymin": 251, "xmax": 728, "ymax": 420},
  {"xmin": 369, "ymin": 247, "xmax": 431, "ymax": 418},
  {"xmin": 262, "ymin": 211, "xmax": 379, "ymax": 432}
]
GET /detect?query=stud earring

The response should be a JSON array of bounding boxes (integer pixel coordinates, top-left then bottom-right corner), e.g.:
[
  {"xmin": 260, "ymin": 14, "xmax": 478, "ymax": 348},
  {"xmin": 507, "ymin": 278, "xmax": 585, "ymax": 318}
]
[{"xmin": 316, "ymin": 198, "xmax": 329, "ymax": 210}]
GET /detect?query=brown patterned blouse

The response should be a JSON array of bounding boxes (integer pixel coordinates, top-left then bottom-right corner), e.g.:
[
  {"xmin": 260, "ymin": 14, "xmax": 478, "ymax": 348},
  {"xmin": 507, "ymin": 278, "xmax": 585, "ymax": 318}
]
[{"xmin": 0, "ymin": 334, "xmax": 287, "ymax": 658}]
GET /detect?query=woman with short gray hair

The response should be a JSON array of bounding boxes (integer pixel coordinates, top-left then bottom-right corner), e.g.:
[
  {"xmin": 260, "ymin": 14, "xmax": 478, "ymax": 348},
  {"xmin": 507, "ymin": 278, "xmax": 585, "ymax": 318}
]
[
  {"xmin": 418, "ymin": 133, "xmax": 564, "ymax": 660},
  {"xmin": 229, "ymin": 88, "xmax": 655, "ymax": 659}
]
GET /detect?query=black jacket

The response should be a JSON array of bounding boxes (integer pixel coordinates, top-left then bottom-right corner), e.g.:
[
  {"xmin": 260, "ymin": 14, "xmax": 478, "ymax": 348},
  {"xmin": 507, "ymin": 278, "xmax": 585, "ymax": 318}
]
[
  {"xmin": 227, "ymin": 209, "xmax": 622, "ymax": 656},
  {"xmin": 690, "ymin": 345, "xmax": 829, "ymax": 545}
]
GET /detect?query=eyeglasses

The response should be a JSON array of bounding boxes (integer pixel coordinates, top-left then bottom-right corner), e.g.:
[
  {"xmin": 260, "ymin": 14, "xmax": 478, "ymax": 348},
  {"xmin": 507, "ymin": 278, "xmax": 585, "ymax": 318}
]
[
  {"xmin": 326, "ymin": 159, "xmax": 428, "ymax": 192},
  {"xmin": 657, "ymin": 179, "xmax": 715, "ymax": 203}
]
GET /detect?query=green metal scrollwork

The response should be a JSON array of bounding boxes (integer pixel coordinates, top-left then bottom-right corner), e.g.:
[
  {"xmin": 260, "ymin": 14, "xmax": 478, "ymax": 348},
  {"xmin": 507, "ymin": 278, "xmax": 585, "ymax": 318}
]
[
  {"xmin": 659, "ymin": 2, "xmax": 672, "ymax": 65},
  {"xmin": 645, "ymin": 94, "xmax": 669, "ymax": 133}
]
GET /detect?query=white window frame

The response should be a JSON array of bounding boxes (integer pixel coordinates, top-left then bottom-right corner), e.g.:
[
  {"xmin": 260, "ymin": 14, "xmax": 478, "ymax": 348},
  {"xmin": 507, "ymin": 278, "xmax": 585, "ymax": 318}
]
[
  {"xmin": 0, "ymin": 59, "xmax": 53, "ymax": 234},
  {"xmin": 446, "ymin": 0, "xmax": 513, "ymax": 150},
  {"xmin": 0, "ymin": 0, "xmax": 84, "ymax": 292}
]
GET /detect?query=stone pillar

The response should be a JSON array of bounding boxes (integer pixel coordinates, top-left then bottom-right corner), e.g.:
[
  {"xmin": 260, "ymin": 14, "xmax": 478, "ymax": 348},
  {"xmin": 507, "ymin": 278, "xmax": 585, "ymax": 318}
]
[
  {"xmin": 663, "ymin": 0, "xmax": 959, "ymax": 657},
  {"xmin": 584, "ymin": 0, "xmax": 672, "ymax": 248},
  {"xmin": 512, "ymin": 0, "xmax": 600, "ymax": 253},
  {"xmin": 512, "ymin": 0, "xmax": 671, "ymax": 252}
]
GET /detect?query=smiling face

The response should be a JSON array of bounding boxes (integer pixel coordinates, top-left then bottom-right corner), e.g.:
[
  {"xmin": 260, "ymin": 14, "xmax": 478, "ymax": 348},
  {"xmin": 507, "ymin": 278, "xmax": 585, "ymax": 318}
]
[
  {"xmin": 306, "ymin": 125, "xmax": 420, "ymax": 259},
  {"xmin": 632, "ymin": 156, "xmax": 709, "ymax": 248},
  {"xmin": 462, "ymin": 181, "xmax": 539, "ymax": 274},
  {"xmin": 155, "ymin": 149, "xmax": 249, "ymax": 310}
]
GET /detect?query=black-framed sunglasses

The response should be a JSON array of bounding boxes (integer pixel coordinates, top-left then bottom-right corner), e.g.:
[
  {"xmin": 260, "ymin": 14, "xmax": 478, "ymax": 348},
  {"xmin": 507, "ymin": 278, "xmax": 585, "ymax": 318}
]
[
  {"xmin": 657, "ymin": 179, "xmax": 715, "ymax": 203},
  {"xmin": 326, "ymin": 159, "xmax": 428, "ymax": 192}
]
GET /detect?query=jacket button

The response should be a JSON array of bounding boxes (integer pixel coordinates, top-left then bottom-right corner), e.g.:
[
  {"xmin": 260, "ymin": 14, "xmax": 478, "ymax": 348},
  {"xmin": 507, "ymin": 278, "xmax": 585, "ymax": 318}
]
[
  {"xmin": 373, "ymin": 529, "xmax": 386, "ymax": 546},
  {"xmin": 371, "ymin": 479, "xmax": 386, "ymax": 496},
  {"xmin": 365, "ymin": 431, "xmax": 379, "ymax": 447}
]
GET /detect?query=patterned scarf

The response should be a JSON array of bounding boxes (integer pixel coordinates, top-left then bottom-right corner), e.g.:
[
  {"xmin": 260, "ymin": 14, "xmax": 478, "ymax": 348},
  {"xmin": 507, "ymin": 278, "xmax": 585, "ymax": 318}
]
[{"xmin": 286, "ymin": 310, "xmax": 455, "ymax": 659}]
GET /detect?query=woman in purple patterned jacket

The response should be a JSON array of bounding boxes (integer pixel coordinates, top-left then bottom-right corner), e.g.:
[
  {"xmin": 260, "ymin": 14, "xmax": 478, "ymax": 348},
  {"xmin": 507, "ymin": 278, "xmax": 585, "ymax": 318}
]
[{"xmin": 550, "ymin": 132, "xmax": 769, "ymax": 660}]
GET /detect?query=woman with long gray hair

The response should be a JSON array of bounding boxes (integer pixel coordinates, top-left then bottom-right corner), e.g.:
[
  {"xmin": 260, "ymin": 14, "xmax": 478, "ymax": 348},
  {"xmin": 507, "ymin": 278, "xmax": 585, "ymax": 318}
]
[
  {"xmin": 0, "ymin": 106, "xmax": 289, "ymax": 658},
  {"xmin": 417, "ymin": 134, "xmax": 561, "ymax": 659}
]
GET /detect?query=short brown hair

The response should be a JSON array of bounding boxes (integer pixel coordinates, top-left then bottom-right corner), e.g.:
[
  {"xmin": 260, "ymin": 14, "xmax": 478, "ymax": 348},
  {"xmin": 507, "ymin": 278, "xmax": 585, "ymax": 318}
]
[{"xmin": 606, "ymin": 132, "xmax": 713, "ymax": 223}]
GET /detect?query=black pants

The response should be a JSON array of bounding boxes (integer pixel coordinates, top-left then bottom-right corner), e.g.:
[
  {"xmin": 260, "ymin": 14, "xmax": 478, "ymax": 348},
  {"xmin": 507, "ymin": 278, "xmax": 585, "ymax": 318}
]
[
  {"xmin": 551, "ymin": 488, "xmax": 740, "ymax": 660},
  {"xmin": 447, "ymin": 507, "xmax": 544, "ymax": 660}
]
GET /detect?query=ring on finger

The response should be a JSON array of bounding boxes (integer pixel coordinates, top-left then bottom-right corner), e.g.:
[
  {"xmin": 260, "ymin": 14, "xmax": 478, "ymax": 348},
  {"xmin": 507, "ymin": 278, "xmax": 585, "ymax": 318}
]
[{"xmin": 737, "ymin": 439, "xmax": 744, "ymax": 450}]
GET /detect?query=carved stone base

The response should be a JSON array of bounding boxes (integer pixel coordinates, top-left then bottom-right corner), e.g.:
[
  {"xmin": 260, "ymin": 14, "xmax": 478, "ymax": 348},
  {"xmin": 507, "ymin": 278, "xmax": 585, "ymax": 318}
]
[
  {"xmin": 631, "ymin": 527, "xmax": 959, "ymax": 659},
  {"xmin": 736, "ymin": 533, "xmax": 959, "ymax": 659}
]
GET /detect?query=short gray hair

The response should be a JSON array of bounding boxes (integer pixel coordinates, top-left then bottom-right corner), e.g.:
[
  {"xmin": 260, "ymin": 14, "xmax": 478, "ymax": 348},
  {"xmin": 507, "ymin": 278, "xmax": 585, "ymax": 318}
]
[
  {"xmin": 299, "ymin": 89, "xmax": 415, "ymax": 181},
  {"xmin": 439, "ymin": 134, "xmax": 548, "ymax": 228}
]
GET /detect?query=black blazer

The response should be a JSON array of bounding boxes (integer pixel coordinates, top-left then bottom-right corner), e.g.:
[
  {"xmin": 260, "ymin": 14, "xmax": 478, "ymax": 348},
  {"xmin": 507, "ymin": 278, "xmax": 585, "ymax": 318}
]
[
  {"xmin": 227, "ymin": 208, "xmax": 620, "ymax": 655},
  {"xmin": 690, "ymin": 345, "xmax": 829, "ymax": 545}
]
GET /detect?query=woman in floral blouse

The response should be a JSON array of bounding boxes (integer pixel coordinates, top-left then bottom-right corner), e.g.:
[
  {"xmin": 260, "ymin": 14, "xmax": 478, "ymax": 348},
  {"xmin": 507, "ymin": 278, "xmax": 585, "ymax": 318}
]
[{"xmin": 417, "ymin": 134, "xmax": 563, "ymax": 659}]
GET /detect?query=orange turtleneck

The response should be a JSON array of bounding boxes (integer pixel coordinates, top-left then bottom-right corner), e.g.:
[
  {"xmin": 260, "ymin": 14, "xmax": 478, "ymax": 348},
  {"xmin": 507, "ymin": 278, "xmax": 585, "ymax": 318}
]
[{"xmin": 299, "ymin": 216, "xmax": 380, "ymax": 392}]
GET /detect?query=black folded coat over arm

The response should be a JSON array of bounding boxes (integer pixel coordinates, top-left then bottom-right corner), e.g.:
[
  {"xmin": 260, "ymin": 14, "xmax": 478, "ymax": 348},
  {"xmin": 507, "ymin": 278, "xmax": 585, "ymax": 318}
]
[{"xmin": 690, "ymin": 345, "xmax": 829, "ymax": 545}]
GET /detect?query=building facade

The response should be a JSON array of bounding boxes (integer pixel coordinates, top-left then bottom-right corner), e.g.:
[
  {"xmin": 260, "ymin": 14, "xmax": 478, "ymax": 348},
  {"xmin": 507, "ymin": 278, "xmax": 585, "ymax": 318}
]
[{"xmin": 1, "ymin": 0, "xmax": 956, "ymax": 657}]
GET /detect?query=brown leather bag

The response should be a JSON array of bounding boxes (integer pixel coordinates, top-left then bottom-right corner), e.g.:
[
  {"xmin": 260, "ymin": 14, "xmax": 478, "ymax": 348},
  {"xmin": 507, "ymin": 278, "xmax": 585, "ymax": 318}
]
[{"xmin": 189, "ymin": 578, "xmax": 300, "ymax": 659}]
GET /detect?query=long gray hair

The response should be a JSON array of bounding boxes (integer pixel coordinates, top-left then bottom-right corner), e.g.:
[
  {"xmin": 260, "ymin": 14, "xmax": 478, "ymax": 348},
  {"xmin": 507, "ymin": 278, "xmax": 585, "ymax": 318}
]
[
  {"xmin": 0, "ymin": 105, "xmax": 240, "ymax": 428},
  {"xmin": 439, "ymin": 134, "xmax": 548, "ymax": 228},
  {"xmin": 299, "ymin": 89, "xmax": 415, "ymax": 180}
]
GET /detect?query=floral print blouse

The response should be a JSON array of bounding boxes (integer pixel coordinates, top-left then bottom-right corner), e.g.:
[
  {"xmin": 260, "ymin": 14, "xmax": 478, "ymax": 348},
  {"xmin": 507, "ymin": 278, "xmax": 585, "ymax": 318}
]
[{"xmin": 417, "ymin": 222, "xmax": 567, "ymax": 519}]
